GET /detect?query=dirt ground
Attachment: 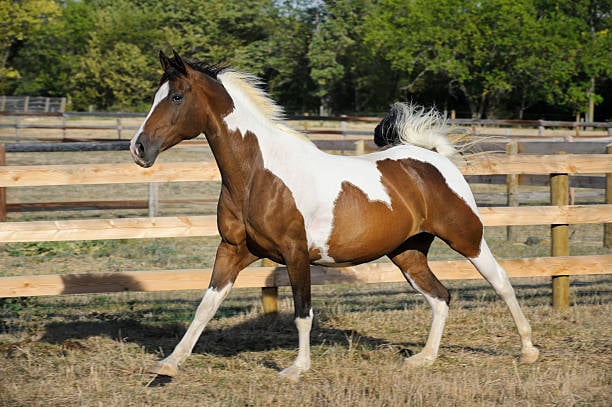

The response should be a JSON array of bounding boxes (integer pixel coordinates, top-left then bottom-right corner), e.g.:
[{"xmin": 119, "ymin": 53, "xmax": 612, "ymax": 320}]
[{"xmin": 1, "ymin": 276, "xmax": 610, "ymax": 406}]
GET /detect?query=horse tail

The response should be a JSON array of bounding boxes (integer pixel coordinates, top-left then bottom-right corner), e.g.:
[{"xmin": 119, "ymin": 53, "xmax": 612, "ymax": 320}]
[{"xmin": 374, "ymin": 103, "xmax": 457, "ymax": 157}]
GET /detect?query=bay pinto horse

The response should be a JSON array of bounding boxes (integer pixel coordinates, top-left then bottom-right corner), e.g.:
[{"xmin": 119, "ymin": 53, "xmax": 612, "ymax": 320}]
[{"xmin": 130, "ymin": 50, "xmax": 539, "ymax": 381}]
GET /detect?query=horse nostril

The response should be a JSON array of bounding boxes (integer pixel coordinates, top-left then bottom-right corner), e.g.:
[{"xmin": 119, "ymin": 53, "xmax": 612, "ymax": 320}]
[{"xmin": 136, "ymin": 141, "xmax": 145, "ymax": 158}]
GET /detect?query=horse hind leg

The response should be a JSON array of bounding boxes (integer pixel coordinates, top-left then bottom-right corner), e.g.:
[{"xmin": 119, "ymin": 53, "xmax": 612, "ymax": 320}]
[
  {"xmin": 468, "ymin": 239, "xmax": 539, "ymax": 363},
  {"xmin": 390, "ymin": 233, "xmax": 450, "ymax": 368}
]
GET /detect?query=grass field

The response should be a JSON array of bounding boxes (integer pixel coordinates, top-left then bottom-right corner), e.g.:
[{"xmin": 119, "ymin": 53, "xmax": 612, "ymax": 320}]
[
  {"xmin": 1, "ymin": 276, "xmax": 610, "ymax": 406},
  {"xmin": 0, "ymin": 129, "xmax": 610, "ymax": 406}
]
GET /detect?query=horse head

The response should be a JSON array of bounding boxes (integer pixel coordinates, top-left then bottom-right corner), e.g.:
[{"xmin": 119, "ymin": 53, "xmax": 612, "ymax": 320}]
[{"xmin": 130, "ymin": 50, "xmax": 231, "ymax": 167}]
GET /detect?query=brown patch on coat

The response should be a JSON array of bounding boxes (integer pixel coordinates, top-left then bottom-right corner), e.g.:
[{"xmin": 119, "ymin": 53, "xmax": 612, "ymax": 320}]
[{"xmin": 327, "ymin": 158, "xmax": 482, "ymax": 263}]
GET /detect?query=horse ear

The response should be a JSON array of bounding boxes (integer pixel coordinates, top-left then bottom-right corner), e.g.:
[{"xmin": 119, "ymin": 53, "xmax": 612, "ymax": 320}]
[
  {"xmin": 172, "ymin": 50, "xmax": 188, "ymax": 75},
  {"xmin": 159, "ymin": 50, "xmax": 171, "ymax": 72}
]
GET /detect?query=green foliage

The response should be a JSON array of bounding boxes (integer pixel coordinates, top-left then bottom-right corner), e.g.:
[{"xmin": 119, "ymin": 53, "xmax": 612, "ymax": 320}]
[
  {"xmin": 2, "ymin": 0, "xmax": 610, "ymax": 118},
  {"xmin": 0, "ymin": 0, "xmax": 61, "ymax": 93},
  {"xmin": 364, "ymin": 0, "xmax": 610, "ymax": 118}
]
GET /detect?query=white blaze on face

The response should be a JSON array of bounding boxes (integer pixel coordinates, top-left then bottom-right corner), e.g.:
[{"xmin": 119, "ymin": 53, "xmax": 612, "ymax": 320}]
[{"xmin": 130, "ymin": 81, "xmax": 170, "ymax": 154}]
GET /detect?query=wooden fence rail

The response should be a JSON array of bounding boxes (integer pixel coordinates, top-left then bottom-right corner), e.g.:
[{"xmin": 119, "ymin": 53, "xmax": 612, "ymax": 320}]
[
  {"xmin": 1, "ymin": 206, "xmax": 610, "ymax": 243},
  {"xmin": 0, "ymin": 140, "xmax": 610, "ymax": 216},
  {"xmin": 2, "ymin": 255, "xmax": 610, "ymax": 298},
  {"xmin": 0, "ymin": 153, "xmax": 610, "ymax": 309},
  {"xmin": 2, "ymin": 112, "xmax": 611, "ymax": 142},
  {"xmin": 1, "ymin": 155, "xmax": 610, "ymax": 187}
]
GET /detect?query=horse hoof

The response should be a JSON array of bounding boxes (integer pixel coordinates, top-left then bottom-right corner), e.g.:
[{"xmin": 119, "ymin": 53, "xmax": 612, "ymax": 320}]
[
  {"xmin": 520, "ymin": 346, "xmax": 539, "ymax": 364},
  {"xmin": 279, "ymin": 365, "xmax": 304, "ymax": 382},
  {"xmin": 149, "ymin": 361, "xmax": 178, "ymax": 377},
  {"xmin": 402, "ymin": 353, "xmax": 436, "ymax": 369}
]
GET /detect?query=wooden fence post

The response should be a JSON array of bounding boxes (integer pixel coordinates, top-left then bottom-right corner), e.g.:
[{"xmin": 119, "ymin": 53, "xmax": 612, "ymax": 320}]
[
  {"xmin": 261, "ymin": 258, "xmax": 279, "ymax": 315},
  {"xmin": 116, "ymin": 117, "xmax": 122, "ymax": 139},
  {"xmin": 354, "ymin": 139, "xmax": 365, "ymax": 156},
  {"xmin": 605, "ymin": 143, "xmax": 612, "ymax": 248},
  {"xmin": 550, "ymin": 152, "xmax": 570, "ymax": 310},
  {"xmin": 148, "ymin": 183, "xmax": 159, "ymax": 217},
  {"xmin": 15, "ymin": 116, "xmax": 21, "ymax": 139},
  {"xmin": 0, "ymin": 145, "xmax": 6, "ymax": 222},
  {"xmin": 506, "ymin": 141, "xmax": 519, "ymax": 241}
]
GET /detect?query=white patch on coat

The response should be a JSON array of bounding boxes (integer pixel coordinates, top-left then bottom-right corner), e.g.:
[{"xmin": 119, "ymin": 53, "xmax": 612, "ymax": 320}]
[
  {"xmin": 130, "ymin": 81, "xmax": 170, "ymax": 154},
  {"xmin": 219, "ymin": 71, "xmax": 479, "ymax": 264}
]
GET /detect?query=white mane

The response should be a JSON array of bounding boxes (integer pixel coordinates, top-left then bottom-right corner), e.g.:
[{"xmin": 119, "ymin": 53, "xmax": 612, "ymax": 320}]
[{"xmin": 218, "ymin": 70, "xmax": 310, "ymax": 142}]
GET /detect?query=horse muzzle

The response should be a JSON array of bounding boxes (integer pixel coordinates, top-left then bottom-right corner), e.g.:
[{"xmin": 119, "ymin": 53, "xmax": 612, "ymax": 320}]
[{"xmin": 130, "ymin": 133, "xmax": 159, "ymax": 168}]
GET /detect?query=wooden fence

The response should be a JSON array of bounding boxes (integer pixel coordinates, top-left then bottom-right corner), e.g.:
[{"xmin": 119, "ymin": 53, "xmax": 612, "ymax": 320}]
[
  {"xmin": 0, "ymin": 151, "xmax": 611, "ymax": 311},
  {"xmin": 0, "ymin": 96, "xmax": 66, "ymax": 113},
  {"xmin": 0, "ymin": 139, "xmax": 610, "ymax": 217},
  {"xmin": 2, "ymin": 111, "xmax": 611, "ymax": 142}
]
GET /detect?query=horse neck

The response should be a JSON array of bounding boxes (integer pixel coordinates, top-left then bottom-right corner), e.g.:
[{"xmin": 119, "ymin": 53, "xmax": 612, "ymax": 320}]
[
  {"xmin": 209, "ymin": 127, "xmax": 318, "ymax": 203},
  {"xmin": 204, "ymin": 127, "xmax": 254, "ymax": 196},
  {"xmin": 206, "ymin": 94, "xmax": 317, "ymax": 197}
]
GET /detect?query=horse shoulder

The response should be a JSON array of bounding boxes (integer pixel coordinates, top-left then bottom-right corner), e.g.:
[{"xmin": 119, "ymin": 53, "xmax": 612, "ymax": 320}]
[{"xmin": 216, "ymin": 188, "xmax": 248, "ymax": 245}]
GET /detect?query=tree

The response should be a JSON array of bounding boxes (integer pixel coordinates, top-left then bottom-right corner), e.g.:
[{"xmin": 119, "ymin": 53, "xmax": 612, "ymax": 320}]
[
  {"xmin": 249, "ymin": 0, "xmax": 319, "ymax": 113},
  {"xmin": 308, "ymin": 2, "xmax": 353, "ymax": 114},
  {"xmin": 0, "ymin": 0, "xmax": 60, "ymax": 94},
  {"xmin": 3, "ymin": 0, "xmax": 609, "ymax": 117},
  {"xmin": 11, "ymin": 0, "xmax": 96, "ymax": 97},
  {"xmin": 537, "ymin": 0, "xmax": 612, "ymax": 119},
  {"xmin": 71, "ymin": 40, "xmax": 156, "ymax": 111},
  {"xmin": 365, "ymin": 0, "xmax": 549, "ymax": 118},
  {"xmin": 308, "ymin": 0, "xmax": 397, "ymax": 114}
]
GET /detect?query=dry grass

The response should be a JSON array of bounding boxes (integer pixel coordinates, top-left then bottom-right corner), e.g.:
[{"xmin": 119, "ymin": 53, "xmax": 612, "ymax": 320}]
[{"xmin": 1, "ymin": 277, "xmax": 610, "ymax": 406}]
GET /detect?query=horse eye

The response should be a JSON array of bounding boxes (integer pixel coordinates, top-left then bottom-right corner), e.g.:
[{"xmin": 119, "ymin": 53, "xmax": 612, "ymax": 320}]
[{"xmin": 171, "ymin": 94, "xmax": 184, "ymax": 104}]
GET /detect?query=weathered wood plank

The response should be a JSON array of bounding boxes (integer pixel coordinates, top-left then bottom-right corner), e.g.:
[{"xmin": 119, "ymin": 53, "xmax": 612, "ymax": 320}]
[
  {"xmin": 458, "ymin": 154, "xmax": 612, "ymax": 175},
  {"xmin": 478, "ymin": 204, "xmax": 612, "ymax": 226},
  {"xmin": 0, "ymin": 215, "xmax": 219, "ymax": 242},
  {"xmin": 0, "ymin": 205, "xmax": 609, "ymax": 243},
  {"xmin": 1, "ymin": 255, "xmax": 609, "ymax": 297},
  {"xmin": 0, "ymin": 162, "xmax": 221, "ymax": 187},
  {"xmin": 0, "ymin": 154, "xmax": 610, "ymax": 187}
]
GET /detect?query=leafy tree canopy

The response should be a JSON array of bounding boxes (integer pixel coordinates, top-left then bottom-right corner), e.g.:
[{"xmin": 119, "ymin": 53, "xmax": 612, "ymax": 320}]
[{"xmin": 3, "ymin": 0, "xmax": 610, "ymax": 120}]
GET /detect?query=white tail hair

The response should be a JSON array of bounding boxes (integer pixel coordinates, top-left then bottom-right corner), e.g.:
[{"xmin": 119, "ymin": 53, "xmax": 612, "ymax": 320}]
[{"xmin": 374, "ymin": 103, "xmax": 457, "ymax": 157}]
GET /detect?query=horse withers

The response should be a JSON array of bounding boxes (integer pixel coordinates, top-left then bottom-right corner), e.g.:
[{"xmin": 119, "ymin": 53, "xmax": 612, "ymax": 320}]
[{"xmin": 130, "ymin": 50, "xmax": 539, "ymax": 381}]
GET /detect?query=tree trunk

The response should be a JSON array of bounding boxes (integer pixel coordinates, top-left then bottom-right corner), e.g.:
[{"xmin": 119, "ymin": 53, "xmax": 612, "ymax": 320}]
[{"xmin": 587, "ymin": 76, "xmax": 595, "ymax": 123}]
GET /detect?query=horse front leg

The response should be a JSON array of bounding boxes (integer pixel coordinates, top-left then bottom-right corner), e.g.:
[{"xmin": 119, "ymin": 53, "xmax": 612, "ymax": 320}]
[
  {"xmin": 150, "ymin": 241, "xmax": 258, "ymax": 377},
  {"xmin": 278, "ymin": 253, "xmax": 313, "ymax": 382}
]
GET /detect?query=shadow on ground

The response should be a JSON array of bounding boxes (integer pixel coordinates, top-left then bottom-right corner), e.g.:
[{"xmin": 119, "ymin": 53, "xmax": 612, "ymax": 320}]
[{"xmin": 38, "ymin": 312, "xmax": 431, "ymax": 358}]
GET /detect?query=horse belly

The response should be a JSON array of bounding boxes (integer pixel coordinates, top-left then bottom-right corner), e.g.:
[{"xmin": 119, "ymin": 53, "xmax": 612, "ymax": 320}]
[
  {"xmin": 325, "ymin": 212, "xmax": 414, "ymax": 266},
  {"xmin": 308, "ymin": 185, "xmax": 419, "ymax": 267}
]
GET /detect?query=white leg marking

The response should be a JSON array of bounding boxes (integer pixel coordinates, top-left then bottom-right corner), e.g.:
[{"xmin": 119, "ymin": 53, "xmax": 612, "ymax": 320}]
[
  {"xmin": 150, "ymin": 283, "xmax": 232, "ymax": 376},
  {"xmin": 470, "ymin": 240, "xmax": 539, "ymax": 363},
  {"xmin": 279, "ymin": 309, "xmax": 313, "ymax": 381},
  {"xmin": 402, "ymin": 277, "xmax": 449, "ymax": 368}
]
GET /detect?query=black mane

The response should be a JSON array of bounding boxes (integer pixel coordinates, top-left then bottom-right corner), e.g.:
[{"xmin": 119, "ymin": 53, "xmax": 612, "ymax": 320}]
[
  {"xmin": 160, "ymin": 56, "xmax": 228, "ymax": 85},
  {"xmin": 188, "ymin": 60, "xmax": 228, "ymax": 79}
]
